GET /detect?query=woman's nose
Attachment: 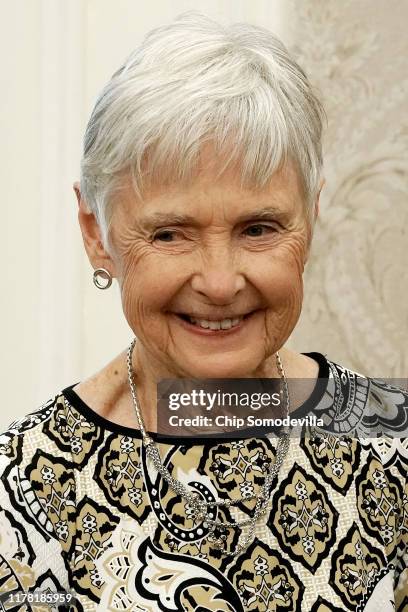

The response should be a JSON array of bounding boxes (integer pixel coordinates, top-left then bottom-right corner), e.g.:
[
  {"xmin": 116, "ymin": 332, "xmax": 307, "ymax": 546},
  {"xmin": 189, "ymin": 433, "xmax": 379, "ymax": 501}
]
[{"xmin": 190, "ymin": 248, "xmax": 246, "ymax": 304}]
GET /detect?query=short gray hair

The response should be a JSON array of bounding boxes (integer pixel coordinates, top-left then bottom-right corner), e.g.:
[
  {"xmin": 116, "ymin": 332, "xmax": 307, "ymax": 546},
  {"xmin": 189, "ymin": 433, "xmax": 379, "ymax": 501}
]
[{"xmin": 80, "ymin": 12, "xmax": 325, "ymax": 254}]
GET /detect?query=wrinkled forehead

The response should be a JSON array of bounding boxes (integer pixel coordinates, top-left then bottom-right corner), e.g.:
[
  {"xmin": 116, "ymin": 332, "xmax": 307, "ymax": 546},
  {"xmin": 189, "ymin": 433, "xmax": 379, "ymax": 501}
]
[{"xmin": 110, "ymin": 146, "xmax": 306, "ymax": 229}]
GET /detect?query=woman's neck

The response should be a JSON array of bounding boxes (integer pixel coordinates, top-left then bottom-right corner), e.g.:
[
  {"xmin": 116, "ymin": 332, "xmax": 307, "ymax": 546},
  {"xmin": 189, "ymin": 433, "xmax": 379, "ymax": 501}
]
[{"xmin": 72, "ymin": 343, "xmax": 320, "ymax": 434}]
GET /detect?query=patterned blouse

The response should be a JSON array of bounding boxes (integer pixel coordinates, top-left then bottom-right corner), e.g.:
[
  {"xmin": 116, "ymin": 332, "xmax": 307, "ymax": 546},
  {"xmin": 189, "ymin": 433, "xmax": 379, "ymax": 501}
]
[{"xmin": 0, "ymin": 352, "xmax": 407, "ymax": 611}]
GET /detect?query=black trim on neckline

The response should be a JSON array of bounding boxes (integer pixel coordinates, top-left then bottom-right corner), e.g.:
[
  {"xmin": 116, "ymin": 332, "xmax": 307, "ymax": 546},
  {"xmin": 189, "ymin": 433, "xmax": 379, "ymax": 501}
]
[{"xmin": 62, "ymin": 351, "xmax": 330, "ymax": 445}]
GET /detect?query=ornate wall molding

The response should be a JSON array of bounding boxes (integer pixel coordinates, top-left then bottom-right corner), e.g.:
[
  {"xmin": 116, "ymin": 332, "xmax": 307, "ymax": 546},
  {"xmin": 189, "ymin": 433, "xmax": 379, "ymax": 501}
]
[{"xmin": 286, "ymin": 0, "xmax": 408, "ymax": 377}]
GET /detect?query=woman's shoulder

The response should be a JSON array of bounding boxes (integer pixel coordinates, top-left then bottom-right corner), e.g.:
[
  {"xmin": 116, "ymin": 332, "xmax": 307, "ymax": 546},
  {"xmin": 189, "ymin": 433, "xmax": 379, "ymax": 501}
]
[
  {"xmin": 0, "ymin": 347, "xmax": 128, "ymax": 452},
  {"xmin": 310, "ymin": 353, "xmax": 408, "ymax": 473},
  {"xmin": 0, "ymin": 391, "xmax": 73, "ymax": 473},
  {"xmin": 323, "ymin": 353, "xmax": 408, "ymax": 430},
  {"xmin": 1, "ymin": 392, "xmax": 61, "ymax": 435}
]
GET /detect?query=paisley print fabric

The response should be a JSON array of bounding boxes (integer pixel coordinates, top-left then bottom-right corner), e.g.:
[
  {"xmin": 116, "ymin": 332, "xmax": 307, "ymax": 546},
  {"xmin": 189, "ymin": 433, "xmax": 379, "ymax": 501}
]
[{"xmin": 0, "ymin": 352, "xmax": 407, "ymax": 611}]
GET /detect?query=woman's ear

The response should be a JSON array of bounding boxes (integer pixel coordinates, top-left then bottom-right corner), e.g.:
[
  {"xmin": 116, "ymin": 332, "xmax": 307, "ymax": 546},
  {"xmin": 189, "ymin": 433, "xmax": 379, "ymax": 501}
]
[
  {"xmin": 304, "ymin": 178, "xmax": 325, "ymax": 266},
  {"xmin": 73, "ymin": 181, "xmax": 116, "ymax": 277},
  {"xmin": 314, "ymin": 177, "xmax": 325, "ymax": 221},
  {"xmin": 314, "ymin": 199, "xmax": 320, "ymax": 221}
]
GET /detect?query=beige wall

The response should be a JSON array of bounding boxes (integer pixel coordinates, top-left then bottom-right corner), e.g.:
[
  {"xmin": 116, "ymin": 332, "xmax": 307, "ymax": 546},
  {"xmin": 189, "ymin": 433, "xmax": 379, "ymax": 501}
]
[
  {"xmin": 284, "ymin": 0, "xmax": 408, "ymax": 379},
  {"xmin": 1, "ymin": 0, "xmax": 406, "ymax": 430}
]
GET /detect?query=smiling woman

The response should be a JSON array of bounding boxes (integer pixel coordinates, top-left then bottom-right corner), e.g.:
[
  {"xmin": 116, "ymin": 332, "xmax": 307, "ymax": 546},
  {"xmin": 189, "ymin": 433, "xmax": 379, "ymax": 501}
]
[
  {"xmin": 87, "ymin": 154, "xmax": 311, "ymax": 385},
  {"xmin": 1, "ymin": 11, "xmax": 407, "ymax": 612}
]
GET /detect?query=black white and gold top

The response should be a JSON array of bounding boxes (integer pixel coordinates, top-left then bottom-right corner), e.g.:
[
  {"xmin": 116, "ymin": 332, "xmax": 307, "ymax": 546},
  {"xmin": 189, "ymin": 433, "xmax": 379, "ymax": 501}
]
[{"xmin": 0, "ymin": 353, "xmax": 407, "ymax": 611}]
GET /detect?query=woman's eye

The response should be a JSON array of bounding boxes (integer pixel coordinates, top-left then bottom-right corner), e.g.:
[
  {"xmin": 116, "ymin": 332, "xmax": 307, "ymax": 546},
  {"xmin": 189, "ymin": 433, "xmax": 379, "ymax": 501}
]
[
  {"xmin": 153, "ymin": 230, "xmax": 177, "ymax": 242},
  {"xmin": 243, "ymin": 224, "xmax": 277, "ymax": 237},
  {"xmin": 152, "ymin": 225, "xmax": 276, "ymax": 242}
]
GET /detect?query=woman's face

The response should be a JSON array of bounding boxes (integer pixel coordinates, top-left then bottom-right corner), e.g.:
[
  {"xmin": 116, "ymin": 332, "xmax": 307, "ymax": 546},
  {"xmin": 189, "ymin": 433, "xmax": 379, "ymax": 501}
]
[{"xmin": 107, "ymin": 153, "xmax": 315, "ymax": 378}]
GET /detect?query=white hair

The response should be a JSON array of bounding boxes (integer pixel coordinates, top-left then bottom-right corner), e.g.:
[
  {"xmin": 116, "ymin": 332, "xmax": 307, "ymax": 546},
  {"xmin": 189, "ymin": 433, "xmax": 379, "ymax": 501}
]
[{"xmin": 80, "ymin": 11, "xmax": 325, "ymax": 254}]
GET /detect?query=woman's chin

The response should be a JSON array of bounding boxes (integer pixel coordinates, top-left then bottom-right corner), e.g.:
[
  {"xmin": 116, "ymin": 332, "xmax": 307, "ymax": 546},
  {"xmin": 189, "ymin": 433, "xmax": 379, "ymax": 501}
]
[{"xmin": 178, "ymin": 356, "xmax": 260, "ymax": 379}]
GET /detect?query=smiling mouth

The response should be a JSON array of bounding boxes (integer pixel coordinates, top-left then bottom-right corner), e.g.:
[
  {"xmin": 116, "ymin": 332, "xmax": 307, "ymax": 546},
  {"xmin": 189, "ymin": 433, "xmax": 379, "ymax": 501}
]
[{"xmin": 175, "ymin": 311, "xmax": 256, "ymax": 331}]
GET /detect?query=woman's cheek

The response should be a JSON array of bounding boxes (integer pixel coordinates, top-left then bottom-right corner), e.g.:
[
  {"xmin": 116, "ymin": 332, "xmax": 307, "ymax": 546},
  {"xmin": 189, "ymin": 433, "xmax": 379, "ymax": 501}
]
[
  {"xmin": 119, "ymin": 261, "xmax": 179, "ymax": 324},
  {"xmin": 120, "ymin": 280, "xmax": 143, "ymax": 325},
  {"xmin": 273, "ymin": 230, "xmax": 309, "ymax": 267},
  {"xmin": 263, "ymin": 282, "xmax": 303, "ymax": 349}
]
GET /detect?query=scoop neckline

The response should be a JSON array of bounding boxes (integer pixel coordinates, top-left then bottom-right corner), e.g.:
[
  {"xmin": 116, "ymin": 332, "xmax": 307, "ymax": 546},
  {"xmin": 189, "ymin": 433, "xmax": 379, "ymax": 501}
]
[{"xmin": 62, "ymin": 351, "xmax": 330, "ymax": 445}]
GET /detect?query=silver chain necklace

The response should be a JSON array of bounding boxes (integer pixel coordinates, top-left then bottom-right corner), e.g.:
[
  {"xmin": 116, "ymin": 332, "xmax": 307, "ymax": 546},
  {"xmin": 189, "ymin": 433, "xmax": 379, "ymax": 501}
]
[{"xmin": 126, "ymin": 337, "xmax": 290, "ymax": 558}]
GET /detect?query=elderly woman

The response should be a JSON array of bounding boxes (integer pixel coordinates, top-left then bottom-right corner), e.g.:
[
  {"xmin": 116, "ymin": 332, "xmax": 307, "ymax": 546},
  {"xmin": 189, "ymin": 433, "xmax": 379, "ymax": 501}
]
[{"xmin": 1, "ymin": 12, "xmax": 407, "ymax": 612}]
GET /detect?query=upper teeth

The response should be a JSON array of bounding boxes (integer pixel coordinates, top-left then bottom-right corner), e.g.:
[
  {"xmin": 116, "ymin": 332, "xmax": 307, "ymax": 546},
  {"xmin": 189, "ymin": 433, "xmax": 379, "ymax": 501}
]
[{"xmin": 189, "ymin": 316, "xmax": 243, "ymax": 330}]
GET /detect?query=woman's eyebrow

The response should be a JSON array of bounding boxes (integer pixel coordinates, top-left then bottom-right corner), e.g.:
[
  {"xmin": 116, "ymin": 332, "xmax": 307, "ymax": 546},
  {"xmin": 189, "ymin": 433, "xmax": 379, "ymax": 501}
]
[
  {"xmin": 141, "ymin": 212, "xmax": 197, "ymax": 228},
  {"xmin": 235, "ymin": 206, "xmax": 290, "ymax": 223},
  {"xmin": 141, "ymin": 206, "xmax": 290, "ymax": 228}
]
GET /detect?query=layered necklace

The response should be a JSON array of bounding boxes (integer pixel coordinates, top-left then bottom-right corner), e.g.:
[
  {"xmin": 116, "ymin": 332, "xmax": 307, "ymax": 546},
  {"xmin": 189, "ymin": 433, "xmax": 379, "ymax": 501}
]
[{"xmin": 126, "ymin": 338, "xmax": 290, "ymax": 558}]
